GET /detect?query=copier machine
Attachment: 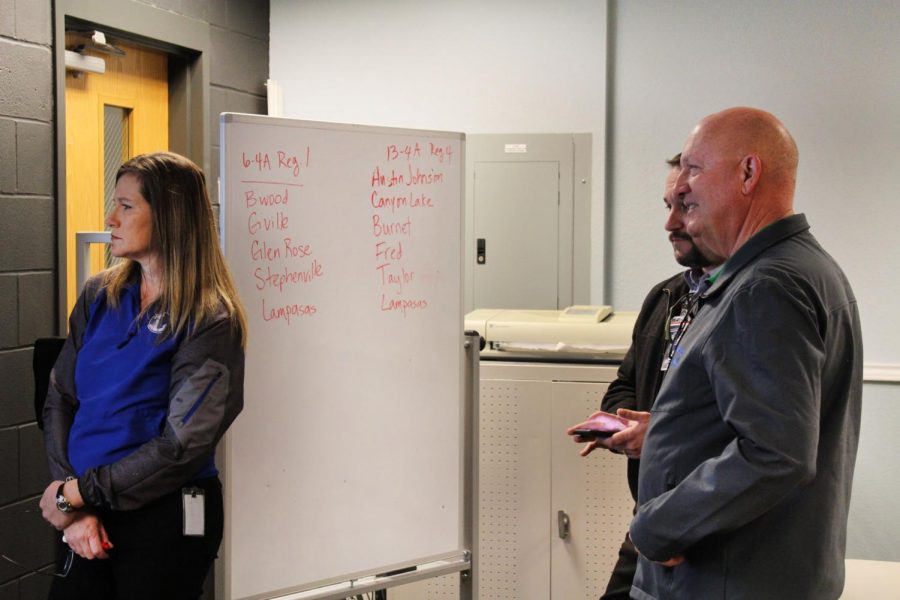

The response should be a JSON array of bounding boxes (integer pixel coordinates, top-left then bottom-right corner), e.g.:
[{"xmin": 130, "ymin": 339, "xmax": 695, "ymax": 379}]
[
  {"xmin": 447, "ymin": 305, "xmax": 639, "ymax": 600},
  {"xmin": 465, "ymin": 305, "xmax": 637, "ymax": 362}
]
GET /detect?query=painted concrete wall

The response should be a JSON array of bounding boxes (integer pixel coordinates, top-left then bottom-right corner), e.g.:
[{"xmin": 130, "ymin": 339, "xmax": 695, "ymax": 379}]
[
  {"xmin": 607, "ymin": 0, "xmax": 900, "ymax": 561},
  {"xmin": 269, "ymin": 0, "xmax": 610, "ymax": 299},
  {"xmin": 606, "ymin": 0, "xmax": 900, "ymax": 365}
]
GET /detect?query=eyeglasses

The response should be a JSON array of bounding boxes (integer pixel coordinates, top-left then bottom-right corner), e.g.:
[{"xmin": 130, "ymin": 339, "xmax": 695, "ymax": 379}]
[{"xmin": 1, "ymin": 547, "xmax": 74, "ymax": 578}]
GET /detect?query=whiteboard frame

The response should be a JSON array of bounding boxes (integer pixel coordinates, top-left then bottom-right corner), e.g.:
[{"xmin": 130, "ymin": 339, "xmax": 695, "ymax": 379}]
[{"xmin": 217, "ymin": 113, "xmax": 471, "ymax": 600}]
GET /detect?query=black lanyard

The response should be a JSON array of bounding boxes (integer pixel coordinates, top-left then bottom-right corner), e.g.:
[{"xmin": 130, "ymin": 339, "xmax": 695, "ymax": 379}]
[{"xmin": 661, "ymin": 284, "xmax": 708, "ymax": 372}]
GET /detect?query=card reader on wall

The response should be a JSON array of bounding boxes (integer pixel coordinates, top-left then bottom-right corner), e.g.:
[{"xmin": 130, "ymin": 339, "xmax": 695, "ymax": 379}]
[{"xmin": 465, "ymin": 306, "xmax": 637, "ymax": 362}]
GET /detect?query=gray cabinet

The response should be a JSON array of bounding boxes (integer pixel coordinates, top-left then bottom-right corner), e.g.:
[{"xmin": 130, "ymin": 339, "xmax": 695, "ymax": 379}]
[{"xmin": 394, "ymin": 361, "xmax": 634, "ymax": 600}]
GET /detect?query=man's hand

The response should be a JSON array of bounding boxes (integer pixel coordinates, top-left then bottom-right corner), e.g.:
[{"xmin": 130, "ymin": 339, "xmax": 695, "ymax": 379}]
[
  {"xmin": 630, "ymin": 533, "xmax": 685, "ymax": 567},
  {"xmin": 606, "ymin": 409, "xmax": 651, "ymax": 459},
  {"xmin": 568, "ymin": 409, "xmax": 651, "ymax": 458},
  {"xmin": 568, "ymin": 410, "xmax": 625, "ymax": 456}
]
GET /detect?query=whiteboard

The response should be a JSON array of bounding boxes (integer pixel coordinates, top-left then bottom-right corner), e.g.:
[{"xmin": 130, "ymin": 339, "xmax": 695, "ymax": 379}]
[{"xmin": 219, "ymin": 114, "xmax": 465, "ymax": 599}]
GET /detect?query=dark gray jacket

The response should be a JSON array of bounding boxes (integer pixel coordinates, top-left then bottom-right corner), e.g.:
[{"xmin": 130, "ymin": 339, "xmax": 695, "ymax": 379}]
[
  {"xmin": 43, "ymin": 274, "xmax": 245, "ymax": 510},
  {"xmin": 630, "ymin": 214, "xmax": 862, "ymax": 599}
]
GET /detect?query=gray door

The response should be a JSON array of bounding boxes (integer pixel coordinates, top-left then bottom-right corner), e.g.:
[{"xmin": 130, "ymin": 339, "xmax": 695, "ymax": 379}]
[{"xmin": 472, "ymin": 161, "xmax": 559, "ymax": 309}]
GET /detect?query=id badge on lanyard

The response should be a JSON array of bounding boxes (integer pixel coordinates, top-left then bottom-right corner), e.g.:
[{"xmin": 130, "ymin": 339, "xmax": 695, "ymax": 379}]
[{"xmin": 661, "ymin": 307, "xmax": 690, "ymax": 372}]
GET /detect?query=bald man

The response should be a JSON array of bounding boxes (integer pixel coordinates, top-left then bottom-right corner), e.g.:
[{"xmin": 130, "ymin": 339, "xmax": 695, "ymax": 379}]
[{"xmin": 629, "ymin": 108, "xmax": 862, "ymax": 600}]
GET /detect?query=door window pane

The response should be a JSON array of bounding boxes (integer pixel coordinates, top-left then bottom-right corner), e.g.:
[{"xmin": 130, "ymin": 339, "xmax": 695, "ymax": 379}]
[{"xmin": 103, "ymin": 105, "xmax": 131, "ymax": 267}]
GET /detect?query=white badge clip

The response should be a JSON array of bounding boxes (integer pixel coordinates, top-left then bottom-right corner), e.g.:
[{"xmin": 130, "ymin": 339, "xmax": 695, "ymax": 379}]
[{"xmin": 182, "ymin": 487, "xmax": 205, "ymax": 536}]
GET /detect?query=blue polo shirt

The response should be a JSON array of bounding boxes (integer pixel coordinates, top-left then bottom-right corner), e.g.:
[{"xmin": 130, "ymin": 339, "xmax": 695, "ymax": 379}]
[{"xmin": 68, "ymin": 282, "xmax": 216, "ymax": 480}]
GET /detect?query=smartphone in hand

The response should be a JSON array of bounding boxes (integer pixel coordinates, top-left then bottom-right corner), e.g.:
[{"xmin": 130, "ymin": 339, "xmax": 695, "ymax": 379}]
[
  {"xmin": 569, "ymin": 428, "xmax": 616, "ymax": 440},
  {"xmin": 567, "ymin": 411, "xmax": 629, "ymax": 440}
]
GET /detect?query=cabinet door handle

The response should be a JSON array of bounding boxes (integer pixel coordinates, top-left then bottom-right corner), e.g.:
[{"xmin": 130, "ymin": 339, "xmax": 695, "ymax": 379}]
[{"xmin": 557, "ymin": 509, "xmax": 570, "ymax": 539}]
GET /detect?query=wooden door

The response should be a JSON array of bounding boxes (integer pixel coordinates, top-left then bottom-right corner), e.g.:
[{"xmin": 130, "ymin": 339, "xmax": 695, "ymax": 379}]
[{"xmin": 64, "ymin": 36, "xmax": 169, "ymax": 313}]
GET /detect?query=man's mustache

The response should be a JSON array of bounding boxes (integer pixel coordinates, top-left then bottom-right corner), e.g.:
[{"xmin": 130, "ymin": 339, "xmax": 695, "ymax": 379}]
[{"xmin": 670, "ymin": 233, "xmax": 693, "ymax": 242}]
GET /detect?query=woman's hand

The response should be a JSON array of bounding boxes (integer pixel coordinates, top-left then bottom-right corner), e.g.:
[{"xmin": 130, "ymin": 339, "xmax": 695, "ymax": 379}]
[
  {"xmin": 40, "ymin": 481, "xmax": 76, "ymax": 530},
  {"xmin": 63, "ymin": 513, "xmax": 113, "ymax": 560}
]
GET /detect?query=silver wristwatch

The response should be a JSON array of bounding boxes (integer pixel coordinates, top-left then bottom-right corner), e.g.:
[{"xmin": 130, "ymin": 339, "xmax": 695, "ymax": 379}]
[{"xmin": 55, "ymin": 477, "xmax": 77, "ymax": 514}]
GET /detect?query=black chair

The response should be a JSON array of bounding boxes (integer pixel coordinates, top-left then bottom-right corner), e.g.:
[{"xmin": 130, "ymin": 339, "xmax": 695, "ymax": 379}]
[{"xmin": 33, "ymin": 337, "xmax": 65, "ymax": 430}]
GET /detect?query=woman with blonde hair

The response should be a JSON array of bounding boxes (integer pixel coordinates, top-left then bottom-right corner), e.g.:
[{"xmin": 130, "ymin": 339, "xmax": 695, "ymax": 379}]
[{"xmin": 40, "ymin": 152, "xmax": 247, "ymax": 599}]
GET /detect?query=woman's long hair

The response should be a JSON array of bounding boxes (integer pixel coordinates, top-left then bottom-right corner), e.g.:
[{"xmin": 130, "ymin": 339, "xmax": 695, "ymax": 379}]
[{"xmin": 103, "ymin": 152, "xmax": 247, "ymax": 346}]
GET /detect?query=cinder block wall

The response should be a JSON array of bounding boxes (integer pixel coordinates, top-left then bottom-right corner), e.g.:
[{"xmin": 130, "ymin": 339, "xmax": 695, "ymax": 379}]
[
  {"xmin": 0, "ymin": 1, "xmax": 58, "ymax": 596},
  {"xmin": 0, "ymin": 1, "xmax": 268, "ymax": 597}
]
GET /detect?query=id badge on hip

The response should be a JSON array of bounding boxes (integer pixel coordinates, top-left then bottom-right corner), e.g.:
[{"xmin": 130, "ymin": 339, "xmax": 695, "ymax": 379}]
[{"xmin": 182, "ymin": 487, "xmax": 205, "ymax": 536}]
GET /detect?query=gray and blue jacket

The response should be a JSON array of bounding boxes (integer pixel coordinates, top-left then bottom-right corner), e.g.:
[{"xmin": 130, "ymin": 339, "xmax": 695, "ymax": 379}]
[{"xmin": 44, "ymin": 274, "xmax": 245, "ymax": 511}]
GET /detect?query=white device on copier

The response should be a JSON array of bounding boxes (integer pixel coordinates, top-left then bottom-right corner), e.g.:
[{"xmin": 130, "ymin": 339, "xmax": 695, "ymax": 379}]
[{"xmin": 465, "ymin": 305, "xmax": 637, "ymax": 362}]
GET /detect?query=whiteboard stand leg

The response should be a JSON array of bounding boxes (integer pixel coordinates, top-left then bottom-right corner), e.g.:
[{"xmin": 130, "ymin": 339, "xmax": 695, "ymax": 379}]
[
  {"xmin": 461, "ymin": 333, "xmax": 481, "ymax": 600},
  {"xmin": 460, "ymin": 567, "xmax": 472, "ymax": 600}
]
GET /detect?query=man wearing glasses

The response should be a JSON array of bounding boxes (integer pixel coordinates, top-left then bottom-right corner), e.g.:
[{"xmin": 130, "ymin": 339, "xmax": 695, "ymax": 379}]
[{"xmin": 569, "ymin": 154, "xmax": 721, "ymax": 599}]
